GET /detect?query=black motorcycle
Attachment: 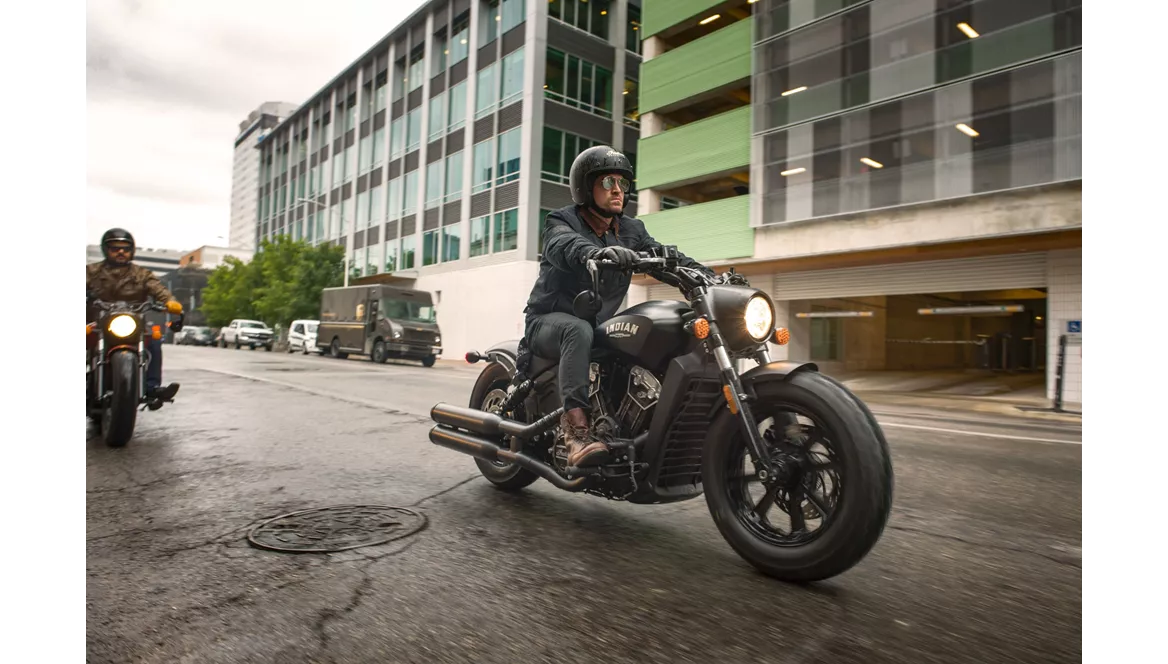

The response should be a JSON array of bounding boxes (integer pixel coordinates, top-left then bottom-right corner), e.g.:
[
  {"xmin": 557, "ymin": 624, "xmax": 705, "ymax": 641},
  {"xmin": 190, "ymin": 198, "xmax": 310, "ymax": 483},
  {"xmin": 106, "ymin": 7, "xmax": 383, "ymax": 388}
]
[
  {"xmin": 87, "ymin": 298, "xmax": 183, "ymax": 447},
  {"xmin": 429, "ymin": 246, "xmax": 893, "ymax": 582}
]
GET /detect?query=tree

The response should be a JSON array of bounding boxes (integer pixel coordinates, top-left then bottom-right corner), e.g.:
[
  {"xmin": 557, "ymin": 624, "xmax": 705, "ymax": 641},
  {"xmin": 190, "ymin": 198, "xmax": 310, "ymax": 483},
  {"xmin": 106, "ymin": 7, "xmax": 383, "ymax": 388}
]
[{"xmin": 200, "ymin": 238, "xmax": 345, "ymax": 329}]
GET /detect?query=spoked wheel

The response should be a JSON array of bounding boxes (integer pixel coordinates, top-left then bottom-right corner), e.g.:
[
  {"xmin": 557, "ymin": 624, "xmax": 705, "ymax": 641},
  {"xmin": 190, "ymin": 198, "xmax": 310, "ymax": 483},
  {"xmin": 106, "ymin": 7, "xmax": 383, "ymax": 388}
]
[
  {"xmin": 702, "ymin": 373, "xmax": 893, "ymax": 582},
  {"xmin": 471, "ymin": 363, "xmax": 539, "ymax": 491}
]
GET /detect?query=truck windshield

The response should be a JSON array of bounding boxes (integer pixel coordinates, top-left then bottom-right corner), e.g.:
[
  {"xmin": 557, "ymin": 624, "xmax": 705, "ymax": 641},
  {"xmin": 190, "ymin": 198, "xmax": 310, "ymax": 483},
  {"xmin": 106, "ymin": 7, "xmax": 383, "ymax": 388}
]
[{"xmin": 381, "ymin": 298, "xmax": 437, "ymax": 323}]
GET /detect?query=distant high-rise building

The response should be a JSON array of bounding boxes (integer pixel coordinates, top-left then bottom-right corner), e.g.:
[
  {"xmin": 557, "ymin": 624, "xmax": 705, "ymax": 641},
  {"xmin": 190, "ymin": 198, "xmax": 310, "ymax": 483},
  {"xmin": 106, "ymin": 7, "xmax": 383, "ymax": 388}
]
[{"xmin": 229, "ymin": 102, "xmax": 298, "ymax": 252}]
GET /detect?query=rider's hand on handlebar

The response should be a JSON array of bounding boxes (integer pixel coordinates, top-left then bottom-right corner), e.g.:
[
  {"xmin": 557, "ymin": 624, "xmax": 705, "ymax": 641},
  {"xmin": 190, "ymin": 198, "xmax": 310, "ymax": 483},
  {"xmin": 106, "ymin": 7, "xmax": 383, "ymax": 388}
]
[
  {"xmin": 588, "ymin": 246, "xmax": 638, "ymax": 269},
  {"xmin": 166, "ymin": 300, "xmax": 183, "ymax": 314}
]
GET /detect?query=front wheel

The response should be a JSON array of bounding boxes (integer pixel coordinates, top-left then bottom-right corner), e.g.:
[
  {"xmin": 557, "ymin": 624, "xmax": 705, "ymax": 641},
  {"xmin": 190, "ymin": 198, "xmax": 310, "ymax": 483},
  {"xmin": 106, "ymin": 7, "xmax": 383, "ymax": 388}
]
[
  {"xmin": 471, "ymin": 363, "xmax": 539, "ymax": 491},
  {"xmin": 421, "ymin": 355, "xmax": 436, "ymax": 368},
  {"xmin": 102, "ymin": 351, "xmax": 139, "ymax": 448},
  {"xmin": 371, "ymin": 339, "xmax": 388, "ymax": 364},
  {"xmin": 702, "ymin": 371, "xmax": 893, "ymax": 583}
]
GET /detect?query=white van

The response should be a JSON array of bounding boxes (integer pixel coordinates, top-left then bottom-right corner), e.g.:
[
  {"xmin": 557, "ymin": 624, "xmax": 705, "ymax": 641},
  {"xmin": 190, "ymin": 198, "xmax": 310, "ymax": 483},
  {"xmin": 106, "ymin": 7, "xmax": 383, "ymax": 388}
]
[{"xmin": 287, "ymin": 319, "xmax": 321, "ymax": 354}]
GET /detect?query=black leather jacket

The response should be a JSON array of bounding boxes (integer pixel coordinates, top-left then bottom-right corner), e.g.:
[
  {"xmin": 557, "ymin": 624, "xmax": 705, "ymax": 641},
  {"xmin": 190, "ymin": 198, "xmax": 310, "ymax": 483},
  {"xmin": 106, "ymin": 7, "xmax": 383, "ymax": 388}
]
[{"xmin": 523, "ymin": 204, "xmax": 712, "ymax": 326}]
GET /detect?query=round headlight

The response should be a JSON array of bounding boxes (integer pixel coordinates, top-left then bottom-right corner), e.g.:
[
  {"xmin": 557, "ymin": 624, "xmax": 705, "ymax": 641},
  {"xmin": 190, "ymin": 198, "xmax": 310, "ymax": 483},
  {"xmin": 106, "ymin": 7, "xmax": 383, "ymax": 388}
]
[
  {"xmin": 108, "ymin": 314, "xmax": 138, "ymax": 338},
  {"xmin": 744, "ymin": 296, "xmax": 774, "ymax": 342}
]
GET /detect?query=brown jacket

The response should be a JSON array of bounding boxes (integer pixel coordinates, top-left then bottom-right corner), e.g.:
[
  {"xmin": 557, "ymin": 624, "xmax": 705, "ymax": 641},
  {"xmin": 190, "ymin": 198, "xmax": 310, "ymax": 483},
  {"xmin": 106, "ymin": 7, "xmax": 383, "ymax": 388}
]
[{"xmin": 86, "ymin": 261, "xmax": 175, "ymax": 305}]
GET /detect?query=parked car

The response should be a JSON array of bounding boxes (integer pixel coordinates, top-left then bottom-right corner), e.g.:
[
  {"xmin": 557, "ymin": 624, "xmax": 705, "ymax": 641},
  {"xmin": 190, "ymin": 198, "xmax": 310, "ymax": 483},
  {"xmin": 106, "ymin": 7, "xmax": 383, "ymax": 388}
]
[
  {"xmin": 287, "ymin": 319, "xmax": 321, "ymax": 355},
  {"xmin": 177, "ymin": 325, "xmax": 215, "ymax": 346},
  {"xmin": 219, "ymin": 319, "xmax": 274, "ymax": 351}
]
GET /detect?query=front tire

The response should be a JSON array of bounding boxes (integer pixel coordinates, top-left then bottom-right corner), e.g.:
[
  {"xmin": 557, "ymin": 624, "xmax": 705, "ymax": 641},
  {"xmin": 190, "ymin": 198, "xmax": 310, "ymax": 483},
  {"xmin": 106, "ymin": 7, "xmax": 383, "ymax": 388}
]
[
  {"xmin": 371, "ymin": 339, "xmax": 388, "ymax": 364},
  {"xmin": 471, "ymin": 362, "xmax": 539, "ymax": 491},
  {"xmin": 702, "ymin": 371, "xmax": 893, "ymax": 582},
  {"xmin": 102, "ymin": 351, "xmax": 139, "ymax": 448},
  {"xmin": 421, "ymin": 355, "xmax": 437, "ymax": 368}
]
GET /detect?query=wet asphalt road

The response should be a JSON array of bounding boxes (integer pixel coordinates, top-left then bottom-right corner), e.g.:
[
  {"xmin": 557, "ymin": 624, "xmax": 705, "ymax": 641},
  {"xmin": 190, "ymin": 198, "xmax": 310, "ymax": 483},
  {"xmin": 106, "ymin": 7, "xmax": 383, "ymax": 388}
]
[{"xmin": 86, "ymin": 345, "xmax": 1082, "ymax": 664}]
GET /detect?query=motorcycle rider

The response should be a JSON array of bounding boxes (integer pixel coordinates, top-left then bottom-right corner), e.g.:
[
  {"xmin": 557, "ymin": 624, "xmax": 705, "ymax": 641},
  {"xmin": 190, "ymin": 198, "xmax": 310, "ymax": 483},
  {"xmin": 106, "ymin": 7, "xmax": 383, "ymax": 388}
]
[
  {"xmin": 523, "ymin": 146, "xmax": 713, "ymax": 467},
  {"xmin": 86, "ymin": 228, "xmax": 183, "ymax": 403}
]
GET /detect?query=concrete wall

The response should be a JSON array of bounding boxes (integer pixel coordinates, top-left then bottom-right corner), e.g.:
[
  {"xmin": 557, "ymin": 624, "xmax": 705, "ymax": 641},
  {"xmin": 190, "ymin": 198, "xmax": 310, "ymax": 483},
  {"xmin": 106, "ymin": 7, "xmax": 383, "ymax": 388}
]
[
  {"xmin": 754, "ymin": 182, "xmax": 1081, "ymax": 262},
  {"xmin": 1046, "ymin": 249, "xmax": 1082, "ymax": 406},
  {"xmin": 414, "ymin": 259, "xmax": 541, "ymax": 359}
]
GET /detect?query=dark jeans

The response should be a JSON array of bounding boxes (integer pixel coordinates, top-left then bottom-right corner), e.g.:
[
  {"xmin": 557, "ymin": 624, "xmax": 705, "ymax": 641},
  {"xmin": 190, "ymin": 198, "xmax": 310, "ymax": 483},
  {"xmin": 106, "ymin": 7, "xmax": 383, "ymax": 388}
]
[
  {"xmin": 526, "ymin": 312, "xmax": 593, "ymax": 414},
  {"xmin": 145, "ymin": 336, "xmax": 163, "ymax": 390}
]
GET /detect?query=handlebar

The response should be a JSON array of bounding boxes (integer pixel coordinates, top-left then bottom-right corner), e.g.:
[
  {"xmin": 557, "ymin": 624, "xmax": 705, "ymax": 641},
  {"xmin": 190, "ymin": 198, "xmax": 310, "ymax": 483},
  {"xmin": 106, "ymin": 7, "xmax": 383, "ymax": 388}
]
[
  {"xmin": 586, "ymin": 249, "xmax": 750, "ymax": 294},
  {"xmin": 88, "ymin": 298, "xmax": 168, "ymax": 314}
]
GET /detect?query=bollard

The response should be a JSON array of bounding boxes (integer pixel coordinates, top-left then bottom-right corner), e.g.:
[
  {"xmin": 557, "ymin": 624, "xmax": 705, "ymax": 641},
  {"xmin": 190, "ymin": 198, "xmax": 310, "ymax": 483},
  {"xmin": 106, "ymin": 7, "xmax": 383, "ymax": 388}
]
[{"xmin": 1053, "ymin": 334, "xmax": 1068, "ymax": 412}]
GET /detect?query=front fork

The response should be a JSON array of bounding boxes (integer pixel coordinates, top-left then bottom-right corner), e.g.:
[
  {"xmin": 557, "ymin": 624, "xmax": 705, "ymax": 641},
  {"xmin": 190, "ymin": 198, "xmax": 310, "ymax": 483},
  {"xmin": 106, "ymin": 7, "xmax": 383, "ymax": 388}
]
[{"xmin": 706, "ymin": 320, "xmax": 775, "ymax": 476}]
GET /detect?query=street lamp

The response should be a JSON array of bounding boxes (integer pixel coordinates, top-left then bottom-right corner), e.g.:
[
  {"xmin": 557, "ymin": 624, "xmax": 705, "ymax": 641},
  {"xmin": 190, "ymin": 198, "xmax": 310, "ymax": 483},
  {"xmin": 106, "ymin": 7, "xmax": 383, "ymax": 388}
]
[{"xmin": 297, "ymin": 197, "xmax": 353, "ymax": 287}]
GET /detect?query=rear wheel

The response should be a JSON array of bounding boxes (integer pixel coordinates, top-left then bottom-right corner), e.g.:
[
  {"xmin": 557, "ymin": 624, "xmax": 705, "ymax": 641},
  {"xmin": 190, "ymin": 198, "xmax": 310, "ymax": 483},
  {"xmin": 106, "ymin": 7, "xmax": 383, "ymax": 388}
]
[
  {"xmin": 702, "ymin": 372, "xmax": 893, "ymax": 582},
  {"xmin": 471, "ymin": 363, "xmax": 539, "ymax": 491},
  {"xmin": 330, "ymin": 338, "xmax": 348, "ymax": 359},
  {"xmin": 102, "ymin": 351, "xmax": 139, "ymax": 448}
]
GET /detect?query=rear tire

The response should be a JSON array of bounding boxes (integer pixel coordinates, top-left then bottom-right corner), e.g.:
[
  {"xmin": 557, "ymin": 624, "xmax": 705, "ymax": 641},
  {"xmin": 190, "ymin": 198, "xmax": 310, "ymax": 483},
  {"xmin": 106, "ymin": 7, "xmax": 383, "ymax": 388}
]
[
  {"xmin": 330, "ymin": 338, "xmax": 348, "ymax": 359},
  {"xmin": 471, "ymin": 363, "xmax": 539, "ymax": 491},
  {"xmin": 102, "ymin": 351, "xmax": 139, "ymax": 448},
  {"xmin": 702, "ymin": 371, "xmax": 893, "ymax": 582}
]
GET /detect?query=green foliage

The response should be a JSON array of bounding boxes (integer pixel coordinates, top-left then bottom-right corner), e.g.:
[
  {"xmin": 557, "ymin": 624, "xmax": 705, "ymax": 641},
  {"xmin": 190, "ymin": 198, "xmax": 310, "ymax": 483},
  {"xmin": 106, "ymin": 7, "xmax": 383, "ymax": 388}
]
[{"xmin": 201, "ymin": 237, "xmax": 344, "ymax": 328}]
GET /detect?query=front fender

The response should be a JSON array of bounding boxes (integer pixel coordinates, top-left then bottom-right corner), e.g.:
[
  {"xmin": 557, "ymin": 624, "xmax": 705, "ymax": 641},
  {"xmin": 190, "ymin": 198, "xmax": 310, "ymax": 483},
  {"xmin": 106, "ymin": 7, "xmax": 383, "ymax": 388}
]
[{"xmin": 707, "ymin": 360, "xmax": 819, "ymax": 419}]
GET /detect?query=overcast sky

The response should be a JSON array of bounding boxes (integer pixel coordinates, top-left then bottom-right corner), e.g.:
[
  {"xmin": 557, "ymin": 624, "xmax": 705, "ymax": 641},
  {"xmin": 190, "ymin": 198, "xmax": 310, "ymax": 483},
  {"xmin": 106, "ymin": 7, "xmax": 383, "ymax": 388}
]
[{"xmin": 87, "ymin": 0, "xmax": 427, "ymax": 251}]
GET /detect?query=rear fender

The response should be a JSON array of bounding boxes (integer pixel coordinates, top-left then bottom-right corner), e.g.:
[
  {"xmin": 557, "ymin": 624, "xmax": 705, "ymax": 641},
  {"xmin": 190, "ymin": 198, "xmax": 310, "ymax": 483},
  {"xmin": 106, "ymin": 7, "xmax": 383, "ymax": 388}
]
[{"xmin": 480, "ymin": 340, "xmax": 521, "ymax": 375}]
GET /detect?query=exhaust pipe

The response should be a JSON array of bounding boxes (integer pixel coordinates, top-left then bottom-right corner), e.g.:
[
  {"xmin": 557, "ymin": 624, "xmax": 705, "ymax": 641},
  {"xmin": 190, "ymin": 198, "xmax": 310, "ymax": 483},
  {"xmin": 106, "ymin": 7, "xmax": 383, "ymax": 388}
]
[
  {"xmin": 429, "ymin": 425, "xmax": 586, "ymax": 492},
  {"xmin": 430, "ymin": 403, "xmax": 563, "ymax": 439}
]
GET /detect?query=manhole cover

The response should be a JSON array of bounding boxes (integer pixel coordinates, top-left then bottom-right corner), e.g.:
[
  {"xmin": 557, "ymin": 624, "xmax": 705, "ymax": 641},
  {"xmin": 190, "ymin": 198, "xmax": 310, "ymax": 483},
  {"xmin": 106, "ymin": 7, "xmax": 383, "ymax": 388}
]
[{"xmin": 247, "ymin": 505, "xmax": 427, "ymax": 553}]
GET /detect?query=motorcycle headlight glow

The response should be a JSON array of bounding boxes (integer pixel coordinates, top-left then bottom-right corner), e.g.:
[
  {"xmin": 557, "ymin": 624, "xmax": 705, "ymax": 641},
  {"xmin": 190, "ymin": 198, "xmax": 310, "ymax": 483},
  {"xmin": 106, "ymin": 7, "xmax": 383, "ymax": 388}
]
[
  {"xmin": 108, "ymin": 314, "xmax": 138, "ymax": 338},
  {"xmin": 744, "ymin": 296, "xmax": 774, "ymax": 342}
]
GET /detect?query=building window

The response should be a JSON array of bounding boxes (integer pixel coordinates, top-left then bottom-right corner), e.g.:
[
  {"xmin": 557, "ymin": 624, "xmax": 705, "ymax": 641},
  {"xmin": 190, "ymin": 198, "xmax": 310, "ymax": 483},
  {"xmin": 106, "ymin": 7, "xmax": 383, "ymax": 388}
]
[
  {"xmin": 496, "ymin": 127, "xmax": 521, "ymax": 185},
  {"xmin": 375, "ymin": 74, "xmax": 388, "ymax": 112},
  {"xmin": 623, "ymin": 79, "xmax": 639, "ymax": 128},
  {"xmin": 384, "ymin": 240, "xmax": 399, "ymax": 272},
  {"xmin": 429, "ymin": 92, "xmax": 446, "ymax": 141},
  {"xmin": 401, "ymin": 235, "xmax": 416, "ymax": 269},
  {"xmin": 500, "ymin": 46, "xmax": 525, "ymax": 106},
  {"xmin": 475, "ymin": 62, "xmax": 498, "ymax": 119},
  {"xmin": 365, "ymin": 245, "xmax": 380, "ymax": 276},
  {"xmin": 315, "ymin": 210, "xmax": 326, "ymax": 242},
  {"xmin": 626, "ymin": 5, "xmax": 641, "ymax": 54},
  {"xmin": 426, "ymin": 160, "xmax": 444, "ymax": 209},
  {"xmin": 386, "ymin": 177, "xmax": 402, "ymax": 220},
  {"xmin": 472, "ymin": 139, "xmax": 493, "ymax": 193},
  {"xmin": 450, "ymin": 12, "xmax": 470, "ymax": 65},
  {"xmin": 408, "ymin": 45, "xmax": 425, "ymax": 92},
  {"xmin": 361, "ymin": 84, "xmax": 374, "ymax": 122},
  {"xmin": 549, "ymin": 0, "xmax": 609, "ymax": 41},
  {"xmin": 545, "ymin": 48, "xmax": 612, "ymax": 118},
  {"xmin": 541, "ymin": 127, "xmax": 598, "ymax": 184},
  {"xmin": 406, "ymin": 108, "xmax": 422, "ymax": 152},
  {"xmin": 501, "ymin": 0, "xmax": 525, "ymax": 33},
  {"xmin": 359, "ymin": 135, "xmax": 373, "ymax": 174},
  {"xmin": 356, "ymin": 191, "xmax": 369, "ymax": 229},
  {"xmin": 403, "ymin": 170, "xmax": 419, "ymax": 216},
  {"xmin": 390, "ymin": 117, "xmax": 404, "ymax": 158},
  {"xmin": 760, "ymin": 52, "xmax": 1081, "ymax": 225},
  {"xmin": 423, "ymin": 229, "xmax": 440, "ymax": 266},
  {"xmin": 372, "ymin": 127, "xmax": 385, "ymax": 167},
  {"xmin": 445, "ymin": 151, "xmax": 464, "ymax": 202},
  {"xmin": 442, "ymin": 224, "xmax": 461, "ymax": 262},
  {"xmin": 448, "ymin": 81, "xmax": 468, "ymax": 132},
  {"xmin": 432, "ymin": 30, "xmax": 448, "ymax": 77},
  {"xmin": 469, "ymin": 215, "xmax": 490, "ymax": 257},
  {"xmin": 480, "ymin": 0, "xmax": 500, "ymax": 45},
  {"xmin": 492, "ymin": 208, "xmax": 518, "ymax": 252},
  {"xmin": 369, "ymin": 184, "xmax": 383, "ymax": 227}
]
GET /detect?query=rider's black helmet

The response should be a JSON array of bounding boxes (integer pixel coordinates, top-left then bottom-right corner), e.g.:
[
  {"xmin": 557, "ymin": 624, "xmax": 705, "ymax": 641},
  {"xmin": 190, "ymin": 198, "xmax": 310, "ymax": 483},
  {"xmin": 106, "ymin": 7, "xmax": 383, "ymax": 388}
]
[
  {"xmin": 101, "ymin": 228, "xmax": 136, "ymax": 263},
  {"xmin": 569, "ymin": 145, "xmax": 634, "ymax": 217}
]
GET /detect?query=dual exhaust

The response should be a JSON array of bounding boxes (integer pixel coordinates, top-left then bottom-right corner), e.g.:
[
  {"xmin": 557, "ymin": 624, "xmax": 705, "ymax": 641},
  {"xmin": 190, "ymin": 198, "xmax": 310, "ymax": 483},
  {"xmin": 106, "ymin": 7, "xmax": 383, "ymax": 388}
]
[{"xmin": 428, "ymin": 403, "xmax": 587, "ymax": 491}]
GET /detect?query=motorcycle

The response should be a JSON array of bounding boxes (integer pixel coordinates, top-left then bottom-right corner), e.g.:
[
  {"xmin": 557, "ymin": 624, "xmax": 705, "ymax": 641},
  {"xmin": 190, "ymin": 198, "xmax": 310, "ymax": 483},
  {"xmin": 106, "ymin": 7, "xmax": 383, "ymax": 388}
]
[
  {"xmin": 86, "ymin": 298, "xmax": 184, "ymax": 447},
  {"xmin": 429, "ymin": 246, "xmax": 893, "ymax": 582}
]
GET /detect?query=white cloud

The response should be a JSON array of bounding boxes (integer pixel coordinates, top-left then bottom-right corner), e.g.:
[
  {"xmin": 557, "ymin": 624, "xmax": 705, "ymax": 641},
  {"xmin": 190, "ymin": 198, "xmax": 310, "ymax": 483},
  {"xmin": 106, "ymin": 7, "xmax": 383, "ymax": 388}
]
[{"xmin": 87, "ymin": 0, "xmax": 427, "ymax": 251}]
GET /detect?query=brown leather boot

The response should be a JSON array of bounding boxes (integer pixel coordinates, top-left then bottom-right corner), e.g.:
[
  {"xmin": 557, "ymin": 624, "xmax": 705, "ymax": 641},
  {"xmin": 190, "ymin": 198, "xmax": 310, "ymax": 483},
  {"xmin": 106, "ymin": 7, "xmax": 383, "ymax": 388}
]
[{"xmin": 560, "ymin": 408, "xmax": 609, "ymax": 467}]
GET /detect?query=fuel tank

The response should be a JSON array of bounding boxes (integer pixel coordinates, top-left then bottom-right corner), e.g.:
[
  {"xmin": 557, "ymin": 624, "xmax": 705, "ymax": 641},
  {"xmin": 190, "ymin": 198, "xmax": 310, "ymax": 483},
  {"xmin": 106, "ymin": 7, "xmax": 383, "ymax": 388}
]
[{"xmin": 594, "ymin": 300, "xmax": 696, "ymax": 373}]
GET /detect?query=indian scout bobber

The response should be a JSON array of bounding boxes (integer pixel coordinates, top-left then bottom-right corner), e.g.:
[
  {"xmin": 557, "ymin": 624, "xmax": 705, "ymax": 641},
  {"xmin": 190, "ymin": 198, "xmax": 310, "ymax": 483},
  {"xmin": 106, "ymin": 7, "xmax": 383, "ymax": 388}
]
[
  {"xmin": 87, "ymin": 298, "xmax": 184, "ymax": 447},
  {"xmin": 429, "ymin": 246, "xmax": 894, "ymax": 582}
]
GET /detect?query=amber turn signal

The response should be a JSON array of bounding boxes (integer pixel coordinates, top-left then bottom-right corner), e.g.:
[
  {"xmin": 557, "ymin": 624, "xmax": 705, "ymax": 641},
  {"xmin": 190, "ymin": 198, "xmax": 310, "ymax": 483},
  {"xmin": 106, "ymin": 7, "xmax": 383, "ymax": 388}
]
[
  {"xmin": 151, "ymin": 325, "xmax": 162, "ymax": 340},
  {"xmin": 86, "ymin": 323, "xmax": 95, "ymax": 335},
  {"xmin": 692, "ymin": 317, "xmax": 710, "ymax": 340},
  {"xmin": 773, "ymin": 327, "xmax": 790, "ymax": 345},
  {"xmin": 722, "ymin": 385, "xmax": 739, "ymax": 414}
]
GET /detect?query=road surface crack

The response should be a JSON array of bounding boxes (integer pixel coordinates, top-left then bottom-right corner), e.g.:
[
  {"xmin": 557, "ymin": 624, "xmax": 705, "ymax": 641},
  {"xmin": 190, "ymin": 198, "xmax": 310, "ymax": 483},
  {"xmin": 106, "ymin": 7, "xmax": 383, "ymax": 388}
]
[
  {"xmin": 86, "ymin": 463, "xmax": 249, "ymax": 496},
  {"xmin": 410, "ymin": 474, "xmax": 480, "ymax": 508},
  {"xmin": 312, "ymin": 572, "xmax": 374, "ymax": 663},
  {"xmin": 888, "ymin": 524, "xmax": 1081, "ymax": 568}
]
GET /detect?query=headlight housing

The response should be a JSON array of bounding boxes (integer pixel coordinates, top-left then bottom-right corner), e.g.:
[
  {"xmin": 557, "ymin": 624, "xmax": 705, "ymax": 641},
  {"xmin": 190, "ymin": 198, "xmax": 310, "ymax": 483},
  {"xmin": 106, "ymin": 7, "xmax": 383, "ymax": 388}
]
[
  {"xmin": 704, "ymin": 286, "xmax": 777, "ymax": 352},
  {"xmin": 108, "ymin": 315, "xmax": 138, "ymax": 338},
  {"xmin": 744, "ymin": 296, "xmax": 774, "ymax": 342}
]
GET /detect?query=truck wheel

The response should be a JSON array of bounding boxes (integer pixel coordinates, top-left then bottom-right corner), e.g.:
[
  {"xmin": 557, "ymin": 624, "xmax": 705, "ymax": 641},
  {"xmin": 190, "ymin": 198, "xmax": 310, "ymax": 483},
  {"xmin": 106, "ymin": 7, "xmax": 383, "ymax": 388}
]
[
  {"xmin": 330, "ymin": 338, "xmax": 348, "ymax": 360},
  {"xmin": 371, "ymin": 339, "xmax": 388, "ymax": 364},
  {"xmin": 421, "ymin": 355, "xmax": 436, "ymax": 368}
]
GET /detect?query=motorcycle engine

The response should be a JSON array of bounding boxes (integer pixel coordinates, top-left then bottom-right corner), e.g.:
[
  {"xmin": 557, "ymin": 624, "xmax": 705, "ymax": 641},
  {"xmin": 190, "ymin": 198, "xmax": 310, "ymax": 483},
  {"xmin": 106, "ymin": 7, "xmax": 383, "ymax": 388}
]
[{"xmin": 615, "ymin": 365, "xmax": 662, "ymax": 436}]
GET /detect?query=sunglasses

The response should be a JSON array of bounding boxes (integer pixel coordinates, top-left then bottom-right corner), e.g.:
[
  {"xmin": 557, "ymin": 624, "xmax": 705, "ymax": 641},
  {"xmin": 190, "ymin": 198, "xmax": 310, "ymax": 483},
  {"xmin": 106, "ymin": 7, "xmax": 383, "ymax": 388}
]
[
  {"xmin": 107, "ymin": 245, "xmax": 132, "ymax": 254},
  {"xmin": 600, "ymin": 175, "xmax": 631, "ymax": 192}
]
